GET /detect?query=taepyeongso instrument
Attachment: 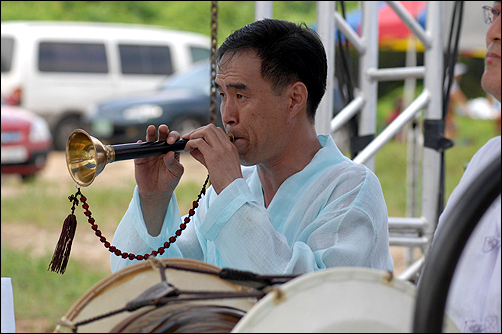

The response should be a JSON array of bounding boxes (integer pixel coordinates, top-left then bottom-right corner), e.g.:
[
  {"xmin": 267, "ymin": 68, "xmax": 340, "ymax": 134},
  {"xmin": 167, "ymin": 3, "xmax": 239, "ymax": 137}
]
[{"xmin": 66, "ymin": 129, "xmax": 234, "ymax": 187}]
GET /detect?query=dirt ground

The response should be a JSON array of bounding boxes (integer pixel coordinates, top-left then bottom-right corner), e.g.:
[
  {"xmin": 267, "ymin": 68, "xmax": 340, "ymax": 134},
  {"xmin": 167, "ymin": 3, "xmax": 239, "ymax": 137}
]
[{"xmin": 2, "ymin": 151, "xmax": 415, "ymax": 333}]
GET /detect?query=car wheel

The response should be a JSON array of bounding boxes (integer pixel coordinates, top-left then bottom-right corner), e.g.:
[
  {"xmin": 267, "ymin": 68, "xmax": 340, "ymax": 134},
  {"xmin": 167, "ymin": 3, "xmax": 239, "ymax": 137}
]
[
  {"xmin": 21, "ymin": 174, "xmax": 36, "ymax": 183},
  {"xmin": 170, "ymin": 117, "xmax": 205, "ymax": 136},
  {"xmin": 54, "ymin": 115, "xmax": 82, "ymax": 151}
]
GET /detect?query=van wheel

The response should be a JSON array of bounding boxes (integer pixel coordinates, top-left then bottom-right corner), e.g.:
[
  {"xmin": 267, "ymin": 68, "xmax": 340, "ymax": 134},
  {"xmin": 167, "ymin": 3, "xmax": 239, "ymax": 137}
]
[
  {"xmin": 54, "ymin": 116, "xmax": 82, "ymax": 151},
  {"xmin": 21, "ymin": 174, "xmax": 36, "ymax": 183},
  {"xmin": 171, "ymin": 117, "xmax": 204, "ymax": 137}
]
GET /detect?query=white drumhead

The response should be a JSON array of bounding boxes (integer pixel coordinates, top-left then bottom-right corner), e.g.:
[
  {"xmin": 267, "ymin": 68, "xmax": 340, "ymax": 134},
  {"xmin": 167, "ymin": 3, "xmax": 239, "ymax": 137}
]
[
  {"xmin": 55, "ymin": 258, "xmax": 257, "ymax": 333},
  {"xmin": 232, "ymin": 267, "xmax": 459, "ymax": 333}
]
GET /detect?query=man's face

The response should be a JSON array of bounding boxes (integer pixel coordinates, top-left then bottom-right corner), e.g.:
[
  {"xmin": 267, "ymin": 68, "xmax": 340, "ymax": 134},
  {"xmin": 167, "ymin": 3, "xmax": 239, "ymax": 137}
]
[
  {"xmin": 481, "ymin": 1, "xmax": 501, "ymax": 102},
  {"xmin": 216, "ymin": 51, "xmax": 292, "ymax": 166}
]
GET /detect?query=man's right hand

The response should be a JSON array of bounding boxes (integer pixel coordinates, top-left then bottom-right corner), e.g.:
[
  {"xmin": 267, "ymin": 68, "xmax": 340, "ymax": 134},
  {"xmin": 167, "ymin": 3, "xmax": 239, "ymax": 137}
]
[{"xmin": 134, "ymin": 124, "xmax": 184, "ymax": 236}]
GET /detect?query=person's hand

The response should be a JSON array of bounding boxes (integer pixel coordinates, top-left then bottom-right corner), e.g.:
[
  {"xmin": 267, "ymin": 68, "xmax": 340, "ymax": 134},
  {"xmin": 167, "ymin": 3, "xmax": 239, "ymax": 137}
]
[
  {"xmin": 135, "ymin": 124, "xmax": 184, "ymax": 201},
  {"xmin": 183, "ymin": 124, "xmax": 242, "ymax": 194}
]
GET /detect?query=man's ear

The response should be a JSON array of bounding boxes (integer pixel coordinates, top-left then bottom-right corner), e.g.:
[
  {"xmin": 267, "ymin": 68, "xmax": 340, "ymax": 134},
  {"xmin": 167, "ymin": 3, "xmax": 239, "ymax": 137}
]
[{"xmin": 288, "ymin": 81, "xmax": 308, "ymax": 119}]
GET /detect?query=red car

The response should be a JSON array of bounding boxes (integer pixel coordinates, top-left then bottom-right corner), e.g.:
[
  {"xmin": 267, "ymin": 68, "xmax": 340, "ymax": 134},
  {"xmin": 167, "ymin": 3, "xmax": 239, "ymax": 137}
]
[{"xmin": 1, "ymin": 98, "xmax": 53, "ymax": 180}]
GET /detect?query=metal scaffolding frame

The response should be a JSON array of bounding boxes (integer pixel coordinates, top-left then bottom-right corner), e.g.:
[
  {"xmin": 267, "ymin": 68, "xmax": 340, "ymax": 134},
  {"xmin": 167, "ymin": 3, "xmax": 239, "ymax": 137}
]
[{"xmin": 255, "ymin": 1, "xmax": 446, "ymax": 280}]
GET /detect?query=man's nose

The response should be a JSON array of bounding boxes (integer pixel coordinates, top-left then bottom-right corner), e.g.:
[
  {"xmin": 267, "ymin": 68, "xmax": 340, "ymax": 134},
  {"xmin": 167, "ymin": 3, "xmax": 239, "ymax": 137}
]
[{"xmin": 221, "ymin": 101, "xmax": 237, "ymax": 125}]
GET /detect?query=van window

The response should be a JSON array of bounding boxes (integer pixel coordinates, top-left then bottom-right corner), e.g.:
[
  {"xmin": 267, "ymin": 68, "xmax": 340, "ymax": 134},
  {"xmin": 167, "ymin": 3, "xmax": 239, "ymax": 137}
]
[
  {"xmin": 190, "ymin": 46, "xmax": 210, "ymax": 63},
  {"xmin": 1, "ymin": 37, "xmax": 14, "ymax": 73},
  {"xmin": 119, "ymin": 44, "xmax": 173, "ymax": 75},
  {"xmin": 38, "ymin": 42, "xmax": 108, "ymax": 73}
]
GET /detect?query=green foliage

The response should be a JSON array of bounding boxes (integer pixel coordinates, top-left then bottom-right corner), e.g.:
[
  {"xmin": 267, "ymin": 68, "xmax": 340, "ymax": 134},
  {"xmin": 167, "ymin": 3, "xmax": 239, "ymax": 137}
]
[
  {"xmin": 0, "ymin": 1, "xmax": 304, "ymax": 45},
  {"xmin": 0, "ymin": 1, "xmax": 361, "ymax": 47}
]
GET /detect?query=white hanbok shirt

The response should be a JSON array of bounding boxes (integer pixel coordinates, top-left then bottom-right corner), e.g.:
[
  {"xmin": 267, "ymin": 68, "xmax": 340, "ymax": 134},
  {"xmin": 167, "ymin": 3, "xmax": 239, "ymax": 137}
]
[
  {"xmin": 111, "ymin": 134, "xmax": 394, "ymax": 275},
  {"xmin": 432, "ymin": 136, "xmax": 501, "ymax": 333}
]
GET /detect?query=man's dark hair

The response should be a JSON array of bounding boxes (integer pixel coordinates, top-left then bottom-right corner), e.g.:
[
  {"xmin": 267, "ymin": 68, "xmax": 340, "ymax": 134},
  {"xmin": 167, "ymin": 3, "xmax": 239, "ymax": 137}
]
[{"xmin": 215, "ymin": 19, "xmax": 327, "ymax": 122}]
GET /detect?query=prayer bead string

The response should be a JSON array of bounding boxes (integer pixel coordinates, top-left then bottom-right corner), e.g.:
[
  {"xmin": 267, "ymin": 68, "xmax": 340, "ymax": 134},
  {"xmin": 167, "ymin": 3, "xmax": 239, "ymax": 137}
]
[{"xmin": 75, "ymin": 175, "xmax": 210, "ymax": 261}]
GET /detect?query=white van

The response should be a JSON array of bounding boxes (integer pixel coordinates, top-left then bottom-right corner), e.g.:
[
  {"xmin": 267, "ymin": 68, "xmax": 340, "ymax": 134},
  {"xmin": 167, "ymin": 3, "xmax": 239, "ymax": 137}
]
[{"xmin": 1, "ymin": 21, "xmax": 211, "ymax": 149}]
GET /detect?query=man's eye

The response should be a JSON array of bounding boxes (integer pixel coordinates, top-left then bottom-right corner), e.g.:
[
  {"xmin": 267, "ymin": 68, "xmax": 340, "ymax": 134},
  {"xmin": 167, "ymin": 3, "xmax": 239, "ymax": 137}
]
[{"xmin": 237, "ymin": 94, "xmax": 243, "ymax": 99}]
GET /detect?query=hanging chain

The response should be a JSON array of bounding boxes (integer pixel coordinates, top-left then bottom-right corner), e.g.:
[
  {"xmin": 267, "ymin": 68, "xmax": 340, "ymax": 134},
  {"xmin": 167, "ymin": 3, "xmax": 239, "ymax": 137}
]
[{"xmin": 209, "ymin": 1, "xmax": 218, "ymax": 124}]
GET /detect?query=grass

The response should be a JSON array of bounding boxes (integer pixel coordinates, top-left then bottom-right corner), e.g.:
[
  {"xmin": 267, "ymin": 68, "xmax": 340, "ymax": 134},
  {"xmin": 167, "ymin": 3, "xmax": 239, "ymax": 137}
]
[
  {"xmin": 1, "ymin": 176, "xmax": 202, "ymax": 228},
  {"xmin": 1, "ymin": 245, "xmax": 107, "ymax": 321},
  {"xmin": 1, "ymin": 181, "xmax": 132, "ymax": 229}
]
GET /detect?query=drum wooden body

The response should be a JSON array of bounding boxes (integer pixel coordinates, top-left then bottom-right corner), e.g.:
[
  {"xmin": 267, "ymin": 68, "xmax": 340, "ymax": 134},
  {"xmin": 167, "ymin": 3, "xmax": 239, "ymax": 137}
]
[
  {"xmin": 110, "ymin": 303, "xmax": 246, "ymax": 333},
  {"xmin": 54, "ymin": 258, "xmax": 258, "ymax": 333},
  {"xmin": 232, "ymin": 267, "xmax": 460, "ymax": 333}
]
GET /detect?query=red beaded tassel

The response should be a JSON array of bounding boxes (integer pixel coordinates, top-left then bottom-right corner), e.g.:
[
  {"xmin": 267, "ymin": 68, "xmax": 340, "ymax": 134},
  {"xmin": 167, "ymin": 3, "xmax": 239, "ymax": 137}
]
[
  {"xmin": 49, "ymin": 175, "xmax": 210, "ymax": 274},
  {"xmin": 48, "ymin": 189, "xmax": 81, "ymax": 274}
]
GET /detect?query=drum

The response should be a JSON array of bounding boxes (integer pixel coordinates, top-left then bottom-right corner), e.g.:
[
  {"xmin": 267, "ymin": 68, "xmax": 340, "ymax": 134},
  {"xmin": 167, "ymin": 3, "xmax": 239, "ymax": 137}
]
[
  {"xmin": 232, "ymin": 267, "xmax": 460, "ymax": 333},
  {"xmin": 110, "ymin": 303, "xmax": 246, "ymax": 333},
  {"xmin": 54, "ymin": 258, "xmax": 259, "ymax": 333}
]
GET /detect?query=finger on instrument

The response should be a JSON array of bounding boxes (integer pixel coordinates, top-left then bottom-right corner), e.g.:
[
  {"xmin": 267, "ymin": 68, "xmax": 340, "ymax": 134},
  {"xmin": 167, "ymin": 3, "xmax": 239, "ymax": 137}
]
[
  {"xmin": 146, "ymin": 125, "xmax": 158, "ymax": 142},
  {"xmin": 158, "ymin": 124, "xmax": 169, "ymax": 142}
]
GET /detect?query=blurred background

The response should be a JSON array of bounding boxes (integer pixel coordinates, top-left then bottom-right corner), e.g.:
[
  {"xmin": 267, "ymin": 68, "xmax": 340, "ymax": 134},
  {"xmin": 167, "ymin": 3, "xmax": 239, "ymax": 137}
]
[{"xmin": 1, "ymin": 1, "xmax": 500, "ymax": 332}]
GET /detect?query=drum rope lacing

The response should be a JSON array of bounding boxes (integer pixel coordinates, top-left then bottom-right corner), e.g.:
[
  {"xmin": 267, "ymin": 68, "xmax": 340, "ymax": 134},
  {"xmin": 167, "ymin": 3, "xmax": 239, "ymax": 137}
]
[{"xmin": 57, "ymin": 257, "xmax": 284, "ymax": 332}]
